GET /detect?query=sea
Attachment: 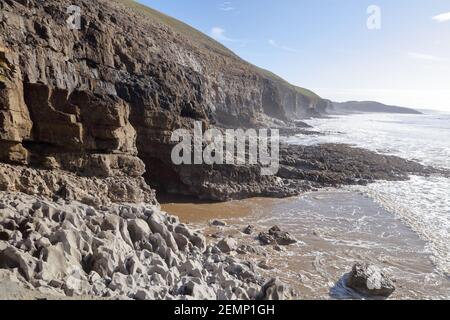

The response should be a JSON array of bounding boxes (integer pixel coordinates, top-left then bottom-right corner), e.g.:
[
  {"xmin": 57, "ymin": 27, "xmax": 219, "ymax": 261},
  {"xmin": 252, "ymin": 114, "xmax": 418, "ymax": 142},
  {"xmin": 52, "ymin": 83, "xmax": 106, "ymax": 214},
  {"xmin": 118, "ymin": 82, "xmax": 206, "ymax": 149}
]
[
  {"xmin": 284, "ymin": 111, "xmax": 450, "ymax": 277},
  {"xmin": 163, "ymin": 111, "xmax": 450, "ymax": 299}
]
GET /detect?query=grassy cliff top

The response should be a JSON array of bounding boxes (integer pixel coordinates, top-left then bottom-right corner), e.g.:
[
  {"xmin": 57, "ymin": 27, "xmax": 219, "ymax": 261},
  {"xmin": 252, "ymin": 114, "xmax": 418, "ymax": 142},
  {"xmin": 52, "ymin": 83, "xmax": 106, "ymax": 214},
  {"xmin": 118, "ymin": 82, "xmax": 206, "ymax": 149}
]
[
  {"xmin": 114, "ymin": 0, "xmax": 321, "ymax": 100},
  {"xmin": 115, "ymin": 0, "xmax": 237, "ymax": 58}
]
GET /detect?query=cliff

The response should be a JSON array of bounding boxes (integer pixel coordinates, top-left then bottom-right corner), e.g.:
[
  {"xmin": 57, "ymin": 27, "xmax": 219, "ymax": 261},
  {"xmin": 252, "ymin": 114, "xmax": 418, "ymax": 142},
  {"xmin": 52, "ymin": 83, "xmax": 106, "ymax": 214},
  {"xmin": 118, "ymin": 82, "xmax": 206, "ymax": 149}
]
[{"xmin": 0, "ymin": 0, "xmax": 329, "ymax": 202}]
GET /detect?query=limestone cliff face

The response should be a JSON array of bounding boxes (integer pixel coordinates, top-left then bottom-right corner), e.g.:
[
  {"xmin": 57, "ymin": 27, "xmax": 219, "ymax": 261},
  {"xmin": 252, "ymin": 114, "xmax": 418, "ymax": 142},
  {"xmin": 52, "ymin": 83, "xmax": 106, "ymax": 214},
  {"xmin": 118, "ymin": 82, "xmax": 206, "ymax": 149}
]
[{"xmin": 0, "ymin": 0, "xmax": 329, "ymax": 202}]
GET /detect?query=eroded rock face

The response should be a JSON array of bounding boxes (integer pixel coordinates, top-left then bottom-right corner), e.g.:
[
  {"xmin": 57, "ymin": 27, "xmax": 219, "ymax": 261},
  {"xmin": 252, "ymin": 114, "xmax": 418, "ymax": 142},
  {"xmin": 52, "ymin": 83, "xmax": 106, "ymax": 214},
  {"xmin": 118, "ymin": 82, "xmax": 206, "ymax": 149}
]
[
  {"xmin": 0, "ymin": 0, "xmax": 443, "ymax": 203},
  {"xmin": 0, "ymin": 163, "xmax": 153, "ymax": 206},
  {"xmin": 23, "ymin": 83, "xmax": 138, "ymax": 156},
  {"xmin": 0, "ymin": 49, "xmax": 32, "ymax": 165},
  {"xmin": 0, "ymin": 0, "xmax": 331, "ymax": 202}
]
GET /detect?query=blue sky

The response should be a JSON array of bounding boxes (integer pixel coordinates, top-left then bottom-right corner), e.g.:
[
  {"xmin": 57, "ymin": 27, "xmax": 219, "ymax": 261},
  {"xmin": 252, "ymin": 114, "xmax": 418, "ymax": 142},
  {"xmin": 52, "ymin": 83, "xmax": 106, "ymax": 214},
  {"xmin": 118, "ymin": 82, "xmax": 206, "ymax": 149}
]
[{"xmin": 138, "ymin": 0, "xmax": 450, "ymax": 111}]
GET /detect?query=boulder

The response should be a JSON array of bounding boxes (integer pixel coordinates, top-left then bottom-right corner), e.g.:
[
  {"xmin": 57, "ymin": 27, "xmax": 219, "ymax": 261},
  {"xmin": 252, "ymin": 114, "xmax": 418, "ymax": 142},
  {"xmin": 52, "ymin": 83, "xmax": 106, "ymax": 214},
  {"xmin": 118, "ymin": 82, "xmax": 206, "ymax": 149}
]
[
  {"xmin": 268, "ymin": 226, "xmax": 297, "ymax": 245},
  {"xmin": 209, "ymin": 219, "xmax": 227, "ymax": 227},
  {"xmin": 217, "ymin": 237, "xmax": 238, "ymax": 253},
  {"xmin": 257, "ymin": 261, "xmax": 274, "ymax": 270},
  {"xmin": 135, "ymin": 289, "xmax": 158, "ymax": 300},
  {"xmin": 37, "ymin": 244, "xmax": 74, "ymax": 282},
  {"xmin": 258, "ymin": 232, "xmax": 275, "ymax": 245},
  {"xmin": 179, "ymin": 279, "xmax": 216, "ymax": 300},
  {"xmin": 0, "ymin": 268, "xmax": 25, "ymax": 284},
  {"xmin": 345, "ymin": 263, "xmax": 396, "ymax": 298},
  {"xmin": 0, "ymin": 246, "xmax": 37, "ymax": 281},
  {"xmin": 173, "ymin": 233, "xmax": 189, "ymax": 251},
  {"xmin": 257, "ymin": 278, "xmax": 293, "ymax": 300},
  {"xmin": 273, "ymin": 232, "xmax": 297, "ymax": 246},
  {"xmin": 127, "ymin": 219, "xmax": 151, "ymax": 243},
  {"xmin": 90, "ymin": 240, "xmax": 132, "ymax": 278},
  {"xmin": 242, "ymin": 225, "xmax": 254, "ymax": 235},
  {"xmin": 101, "ymin": 215, "xmax": 121, "ymax": 232},
  {"xmin": 63, "ymin": 265, "xmax": 91, "ymax": 297},
  {"xmin": 0, "ymin": 192, "xmax": 273, "ymax": 301},
  {"xmin": 108, "ymin": 272, "xmax": 136, "ymax": 295},
  {"xmin": 181, "ymin": 260, "xmax": 203, "ymax": 278}
]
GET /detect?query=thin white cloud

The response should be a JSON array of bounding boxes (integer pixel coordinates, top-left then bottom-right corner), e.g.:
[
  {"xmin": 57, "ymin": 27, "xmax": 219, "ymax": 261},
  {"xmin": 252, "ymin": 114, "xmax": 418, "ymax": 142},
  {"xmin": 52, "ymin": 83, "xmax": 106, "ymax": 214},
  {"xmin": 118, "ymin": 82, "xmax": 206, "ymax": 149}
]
[
  {"xmin": 219, "ymin": 2, "xmax": 235, "ymax": 12},
  {"xmin": 407, "ymin": 51, "xmax": 447, "ymax": 62},
  {"xmin": 268, "ymin": 39, "xmax": 300, "ymax": 53},
  {"xmin": 432, "ymin": 12, "xmax": 450, "ymax": 22},
  {"xmin": 211, "ymin": 27, "xmax": 230, "ymax": 41},
  {"xmin": 210, "ymin": 27, "xmax": 246, "ymax": 46}
]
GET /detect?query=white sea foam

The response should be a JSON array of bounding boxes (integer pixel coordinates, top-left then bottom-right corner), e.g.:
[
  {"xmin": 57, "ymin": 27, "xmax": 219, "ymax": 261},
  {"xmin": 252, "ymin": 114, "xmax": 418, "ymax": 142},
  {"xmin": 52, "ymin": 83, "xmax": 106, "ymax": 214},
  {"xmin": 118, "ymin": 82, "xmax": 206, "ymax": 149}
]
[
  {"xmin": 286, "ymin": 112, "xmax": 450, "ymax": 276},
  {"xmin": 350, "ymin": 176, "xmax": 450, "ymax": 276}
]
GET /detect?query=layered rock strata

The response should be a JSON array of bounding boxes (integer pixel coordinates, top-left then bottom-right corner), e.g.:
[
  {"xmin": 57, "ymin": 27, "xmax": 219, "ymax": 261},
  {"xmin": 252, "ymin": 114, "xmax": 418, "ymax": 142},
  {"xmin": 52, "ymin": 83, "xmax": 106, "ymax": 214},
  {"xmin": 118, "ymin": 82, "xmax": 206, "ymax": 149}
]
[{"xmin": 0, "ymin": 0, "xmax": 329, "ymax": 201}]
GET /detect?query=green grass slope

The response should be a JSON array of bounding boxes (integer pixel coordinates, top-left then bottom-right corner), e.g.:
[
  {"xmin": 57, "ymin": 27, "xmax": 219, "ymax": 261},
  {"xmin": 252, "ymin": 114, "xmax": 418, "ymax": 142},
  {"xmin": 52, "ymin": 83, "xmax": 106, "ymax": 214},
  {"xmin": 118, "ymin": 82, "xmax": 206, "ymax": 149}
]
[
  {"xmin": 115, "ymin": 0, "xmax": 237, "ymax": 58},
  {"xmin": 114, "ymin": 0, "xmax": 322, "ymax": 100}
]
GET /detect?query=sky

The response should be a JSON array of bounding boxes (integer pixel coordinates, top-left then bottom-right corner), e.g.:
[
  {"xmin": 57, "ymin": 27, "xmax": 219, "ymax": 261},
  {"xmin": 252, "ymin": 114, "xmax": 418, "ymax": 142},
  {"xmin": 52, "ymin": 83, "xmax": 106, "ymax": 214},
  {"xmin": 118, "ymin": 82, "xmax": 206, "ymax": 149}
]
[{"xmin": 138, "ymin": 0, "xmax": 450, "ymax": 111}]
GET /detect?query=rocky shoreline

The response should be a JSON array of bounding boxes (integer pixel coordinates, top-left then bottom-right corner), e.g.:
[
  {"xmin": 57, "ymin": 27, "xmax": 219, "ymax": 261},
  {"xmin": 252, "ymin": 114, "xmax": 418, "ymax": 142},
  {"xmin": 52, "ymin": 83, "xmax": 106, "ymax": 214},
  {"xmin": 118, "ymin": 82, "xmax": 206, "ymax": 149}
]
[
  {"xmin": 1, "ymin": 121, "xmax": 448, "ymax": 300},
  {"xmin": 0, "ymin": 190, "xmax": 399, "ymax": 300},
  {"xmin": 150, "ymin": 141, "xmax": 448, "ymax": 201},
  {"xmin": 0, "ymin": 191, "xmax": 298, "ymax": 300},
  {"xmin": 1, "ymin": 0, "xmax": 449, "ymax": 301}
]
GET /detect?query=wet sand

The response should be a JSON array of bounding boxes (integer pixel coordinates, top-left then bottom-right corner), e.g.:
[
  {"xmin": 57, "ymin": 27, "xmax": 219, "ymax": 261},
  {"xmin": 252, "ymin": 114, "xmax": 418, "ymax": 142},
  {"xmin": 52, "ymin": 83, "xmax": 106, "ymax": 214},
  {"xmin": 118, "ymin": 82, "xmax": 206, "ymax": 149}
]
[
  {"xmin": 161, "ymin": 195, "xmax": 281, "ymax": 223},
  {"xmin": 162, "ymin": 191, "xmax": 450, "ymax": 299}
]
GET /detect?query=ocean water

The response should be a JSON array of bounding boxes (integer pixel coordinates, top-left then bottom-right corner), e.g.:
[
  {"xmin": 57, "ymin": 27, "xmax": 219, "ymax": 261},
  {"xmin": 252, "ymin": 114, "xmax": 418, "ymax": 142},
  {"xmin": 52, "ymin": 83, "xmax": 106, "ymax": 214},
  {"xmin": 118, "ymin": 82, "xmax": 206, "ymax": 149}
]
[
  {"xmin": 284, "ymin": 111, "xmax": 450, "ymax": 277},
  {"xmin": 163, "ymin": 111, "xmax": 450, "ymax": 299}
]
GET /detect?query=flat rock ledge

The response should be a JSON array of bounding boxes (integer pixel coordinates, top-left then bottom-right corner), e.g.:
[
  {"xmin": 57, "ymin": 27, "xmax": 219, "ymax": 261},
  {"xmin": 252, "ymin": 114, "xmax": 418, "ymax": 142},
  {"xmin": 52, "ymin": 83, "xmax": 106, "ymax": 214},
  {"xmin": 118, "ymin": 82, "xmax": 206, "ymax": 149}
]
[{"xmin": 0, "ymin": 192, "xmax": 293, "ymax": 300}]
